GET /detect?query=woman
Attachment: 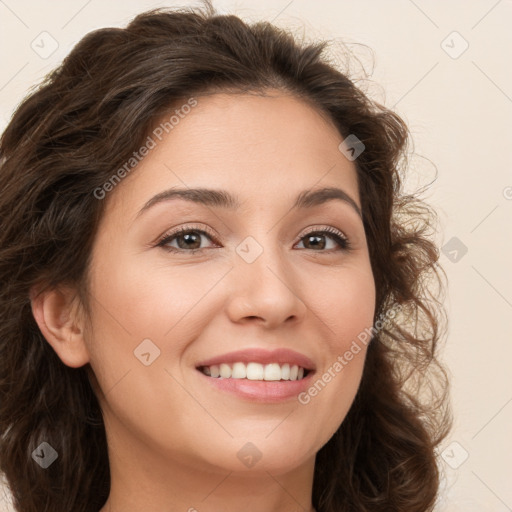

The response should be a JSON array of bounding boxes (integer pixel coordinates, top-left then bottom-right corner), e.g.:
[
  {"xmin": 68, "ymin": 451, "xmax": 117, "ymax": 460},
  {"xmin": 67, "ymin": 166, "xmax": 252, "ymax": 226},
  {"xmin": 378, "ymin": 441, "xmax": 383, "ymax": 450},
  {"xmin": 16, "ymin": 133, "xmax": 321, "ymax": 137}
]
[{"xmin": 0, "ymin": 1, "xmax": 452, "ymax": 511}]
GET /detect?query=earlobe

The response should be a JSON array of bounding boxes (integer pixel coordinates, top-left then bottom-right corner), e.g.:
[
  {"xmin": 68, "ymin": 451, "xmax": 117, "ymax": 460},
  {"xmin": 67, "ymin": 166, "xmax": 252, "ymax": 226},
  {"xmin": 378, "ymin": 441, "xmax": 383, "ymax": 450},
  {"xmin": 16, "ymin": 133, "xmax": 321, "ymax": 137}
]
[{"xmin": 30, "ymin": 284, "xmax": 91, "ymax": 368}]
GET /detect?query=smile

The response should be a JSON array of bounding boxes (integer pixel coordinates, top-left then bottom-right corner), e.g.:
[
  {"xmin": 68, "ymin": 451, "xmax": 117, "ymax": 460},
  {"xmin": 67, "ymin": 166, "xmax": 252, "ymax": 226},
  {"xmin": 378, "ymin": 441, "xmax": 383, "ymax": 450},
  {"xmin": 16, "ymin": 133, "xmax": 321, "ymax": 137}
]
[{"xmin": 199, "ymin": 362, "xmax": 309, "ymax": 381}]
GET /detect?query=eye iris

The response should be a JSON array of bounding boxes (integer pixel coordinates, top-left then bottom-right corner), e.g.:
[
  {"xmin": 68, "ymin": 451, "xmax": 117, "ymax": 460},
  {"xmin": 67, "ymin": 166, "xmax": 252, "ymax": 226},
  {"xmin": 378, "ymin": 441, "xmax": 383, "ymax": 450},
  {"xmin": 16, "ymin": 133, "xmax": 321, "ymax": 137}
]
[
  {"xmin": 178, "ymin": 231, "xmax": 201, "ymax": 249},
  {"xmin": 305, "ymin": 234, "xmax": 326, "ymax": 250}
]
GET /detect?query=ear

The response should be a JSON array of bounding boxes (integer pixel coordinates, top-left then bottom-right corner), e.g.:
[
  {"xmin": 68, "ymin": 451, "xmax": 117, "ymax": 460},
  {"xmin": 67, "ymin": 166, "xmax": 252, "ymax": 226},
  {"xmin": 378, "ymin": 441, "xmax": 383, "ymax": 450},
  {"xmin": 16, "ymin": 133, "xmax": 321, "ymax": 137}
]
[{"xmin": 30, "ymin": 284, "xmax": 91, "ymax": 368}]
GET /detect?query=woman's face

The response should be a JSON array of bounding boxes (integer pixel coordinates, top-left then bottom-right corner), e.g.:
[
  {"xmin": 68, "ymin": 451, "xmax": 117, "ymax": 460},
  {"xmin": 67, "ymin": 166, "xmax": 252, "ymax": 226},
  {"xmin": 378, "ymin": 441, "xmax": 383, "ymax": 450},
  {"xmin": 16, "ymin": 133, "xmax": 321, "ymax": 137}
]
[{"xmin": 83, "ymin": 91, "xmax": 375, "ymax": 475}]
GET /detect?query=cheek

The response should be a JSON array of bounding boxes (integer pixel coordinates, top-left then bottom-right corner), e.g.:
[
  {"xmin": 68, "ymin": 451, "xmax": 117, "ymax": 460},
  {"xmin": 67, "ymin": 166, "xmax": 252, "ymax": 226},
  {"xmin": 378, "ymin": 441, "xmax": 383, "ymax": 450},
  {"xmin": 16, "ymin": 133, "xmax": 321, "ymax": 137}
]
[
  {"xmin": 314, "ymin": 261, "xmax": 376, "ymax": 346},
  {"xmin": 326, "ymin": 266, "xmax": 375, "ymax": 389},
  {"xmin": 87, "ymin": 246, "xmax": 221, "ymax": 335},
  {"xmin": 296, "ymin": 262, "xmax": 375, "ymax": 429},
  {"xmin": 83, "ymin": 250, "xmax": 227, "ymax": 385}
]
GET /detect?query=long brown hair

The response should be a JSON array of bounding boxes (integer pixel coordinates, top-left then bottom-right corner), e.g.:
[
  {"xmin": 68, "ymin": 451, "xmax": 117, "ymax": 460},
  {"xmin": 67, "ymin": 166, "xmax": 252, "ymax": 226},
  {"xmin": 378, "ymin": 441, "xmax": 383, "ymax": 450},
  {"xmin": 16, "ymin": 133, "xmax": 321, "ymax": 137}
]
[{"xmin": 0, "ymin": 2, "xmax": 452, "ymax": 510}]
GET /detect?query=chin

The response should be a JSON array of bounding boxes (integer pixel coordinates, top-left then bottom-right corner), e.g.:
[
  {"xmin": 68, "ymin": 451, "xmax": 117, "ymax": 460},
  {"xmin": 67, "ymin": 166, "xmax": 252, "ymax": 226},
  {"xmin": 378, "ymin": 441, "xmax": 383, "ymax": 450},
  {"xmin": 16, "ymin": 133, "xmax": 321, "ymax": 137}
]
[{"xmin": 193, "ymin": 432, "xmax": 318, "ymax": 475}]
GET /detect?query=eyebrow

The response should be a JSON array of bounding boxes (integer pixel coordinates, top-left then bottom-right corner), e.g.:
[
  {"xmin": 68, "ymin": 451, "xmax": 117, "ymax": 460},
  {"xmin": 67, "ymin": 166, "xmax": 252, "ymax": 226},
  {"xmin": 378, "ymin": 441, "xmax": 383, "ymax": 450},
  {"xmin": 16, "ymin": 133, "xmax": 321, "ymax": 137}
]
[{"xmin": 136, "ymin": 186, "xmax": 363, "ymax": 220}]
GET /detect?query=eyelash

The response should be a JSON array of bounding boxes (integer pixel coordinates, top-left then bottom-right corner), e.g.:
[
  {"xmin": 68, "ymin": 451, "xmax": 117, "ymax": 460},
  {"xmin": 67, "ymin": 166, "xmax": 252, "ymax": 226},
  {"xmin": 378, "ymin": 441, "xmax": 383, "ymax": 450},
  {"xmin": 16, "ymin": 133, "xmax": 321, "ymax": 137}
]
[{"xmin": 155, "ymin": 224, "xmax": 352, "ymax": 254}]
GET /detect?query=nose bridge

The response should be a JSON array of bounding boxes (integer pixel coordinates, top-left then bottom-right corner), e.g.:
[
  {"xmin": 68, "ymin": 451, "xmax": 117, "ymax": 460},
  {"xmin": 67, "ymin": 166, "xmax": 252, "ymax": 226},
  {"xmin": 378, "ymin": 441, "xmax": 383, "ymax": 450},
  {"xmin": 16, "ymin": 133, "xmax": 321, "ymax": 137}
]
[{"xmin": 226, "ymin": 230, "xmax": 306, "ymax": 325}]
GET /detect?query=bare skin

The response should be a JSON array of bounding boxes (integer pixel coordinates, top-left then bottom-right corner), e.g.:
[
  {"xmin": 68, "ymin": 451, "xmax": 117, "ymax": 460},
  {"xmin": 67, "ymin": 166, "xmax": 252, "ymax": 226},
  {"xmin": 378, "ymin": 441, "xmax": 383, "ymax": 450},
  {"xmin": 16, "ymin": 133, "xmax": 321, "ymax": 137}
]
[{"xmin": 31, "ymin": 91, "xmax": 375, "ymax": 512}]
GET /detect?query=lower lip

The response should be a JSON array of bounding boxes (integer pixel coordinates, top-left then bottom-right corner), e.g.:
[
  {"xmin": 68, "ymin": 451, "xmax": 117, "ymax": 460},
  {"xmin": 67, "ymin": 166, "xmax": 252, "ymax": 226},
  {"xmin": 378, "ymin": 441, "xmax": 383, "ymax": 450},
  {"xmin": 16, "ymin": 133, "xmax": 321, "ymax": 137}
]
[{"xmin": 196, "ymin": 369, "xmax": 315, "ymax": 403}]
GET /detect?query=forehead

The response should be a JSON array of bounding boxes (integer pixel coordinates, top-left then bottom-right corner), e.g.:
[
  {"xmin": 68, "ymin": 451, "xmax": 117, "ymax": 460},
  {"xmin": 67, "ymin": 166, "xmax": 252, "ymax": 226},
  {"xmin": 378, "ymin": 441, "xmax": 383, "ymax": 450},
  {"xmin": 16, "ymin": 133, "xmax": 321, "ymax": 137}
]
[{"xmin": 105, "ymin": 91, "xmax": 360, "ymax": 220}]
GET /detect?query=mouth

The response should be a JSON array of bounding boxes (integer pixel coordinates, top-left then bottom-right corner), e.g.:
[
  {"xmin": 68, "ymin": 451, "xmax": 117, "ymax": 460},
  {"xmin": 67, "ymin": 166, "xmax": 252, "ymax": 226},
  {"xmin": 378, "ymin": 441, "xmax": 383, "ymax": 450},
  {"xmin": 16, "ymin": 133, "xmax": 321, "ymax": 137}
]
[
  {"xmin": 193, "ymin": 348, "xmax": 316, "ymax": 401},
  {"xmin": 197, "ymin": 362, "xmax": 312, "ymax": 381}
]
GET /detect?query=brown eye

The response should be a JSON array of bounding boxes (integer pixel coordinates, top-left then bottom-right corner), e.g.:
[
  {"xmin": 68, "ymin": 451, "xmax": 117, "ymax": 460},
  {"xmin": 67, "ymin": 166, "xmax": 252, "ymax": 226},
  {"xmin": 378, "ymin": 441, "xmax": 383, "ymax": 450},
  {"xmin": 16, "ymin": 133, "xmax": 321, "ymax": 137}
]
[
  {"xmin": 296, "ymin": 228, "xmax": 351, "ymax": 252},
  {"xmin": 156, "ymin": 225, "xmax": 351, "ymax": 255},
  {"xmin": 157, "ymin": 227, "xmax": 218, "ymax": 254}
]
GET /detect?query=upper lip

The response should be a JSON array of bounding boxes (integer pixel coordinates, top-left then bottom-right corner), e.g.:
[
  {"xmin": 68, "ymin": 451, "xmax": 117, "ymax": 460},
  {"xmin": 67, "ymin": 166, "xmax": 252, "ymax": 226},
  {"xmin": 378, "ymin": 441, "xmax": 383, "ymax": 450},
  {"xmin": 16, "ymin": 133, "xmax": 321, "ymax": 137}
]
[{"xmin": 196, "ymin": 348, "xmax": 316, "ymax": 371}]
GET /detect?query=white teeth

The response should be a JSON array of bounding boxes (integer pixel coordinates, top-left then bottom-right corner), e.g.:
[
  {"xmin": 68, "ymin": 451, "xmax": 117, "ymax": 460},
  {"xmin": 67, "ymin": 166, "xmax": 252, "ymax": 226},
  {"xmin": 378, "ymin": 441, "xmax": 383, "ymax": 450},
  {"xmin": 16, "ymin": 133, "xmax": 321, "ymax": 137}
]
[
  {"xmin": 200, "ymin": 362, "xmax": 308, "ymax": 381},
  {"xmin": 231, "ymin": 362, "xmax": 247, "ymax": 378},
  {"xmin": 219, "ymin": 363, "xmax": 232, "ymax": 378},
  {"xmin": 263, "ymin": 363, "xmax": 281, "ymax": 381},
  {"xmin": 246, "ymin": 362, "xmax": 264, "ymax": 380},
  {"xmin": 281, "ymin": 363, "xmax": 290, "ymax": 380}
]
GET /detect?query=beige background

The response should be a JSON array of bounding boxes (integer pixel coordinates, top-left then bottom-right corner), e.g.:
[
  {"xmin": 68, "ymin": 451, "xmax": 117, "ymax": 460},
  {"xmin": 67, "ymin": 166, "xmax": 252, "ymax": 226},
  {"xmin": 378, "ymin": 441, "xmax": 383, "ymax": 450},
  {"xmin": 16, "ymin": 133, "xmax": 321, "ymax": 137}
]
[{"xmin": 1, "ymin": 1, "xmax": 511, "ymax": 510}]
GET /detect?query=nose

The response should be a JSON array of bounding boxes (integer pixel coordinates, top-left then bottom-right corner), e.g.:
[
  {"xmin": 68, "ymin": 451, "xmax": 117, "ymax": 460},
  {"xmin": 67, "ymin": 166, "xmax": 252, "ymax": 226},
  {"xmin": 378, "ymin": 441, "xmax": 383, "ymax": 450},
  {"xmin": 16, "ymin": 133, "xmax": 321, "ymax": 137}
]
[{"xmin": 225, "ymin": 237, "xmax": 308, "ymax": 329}]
